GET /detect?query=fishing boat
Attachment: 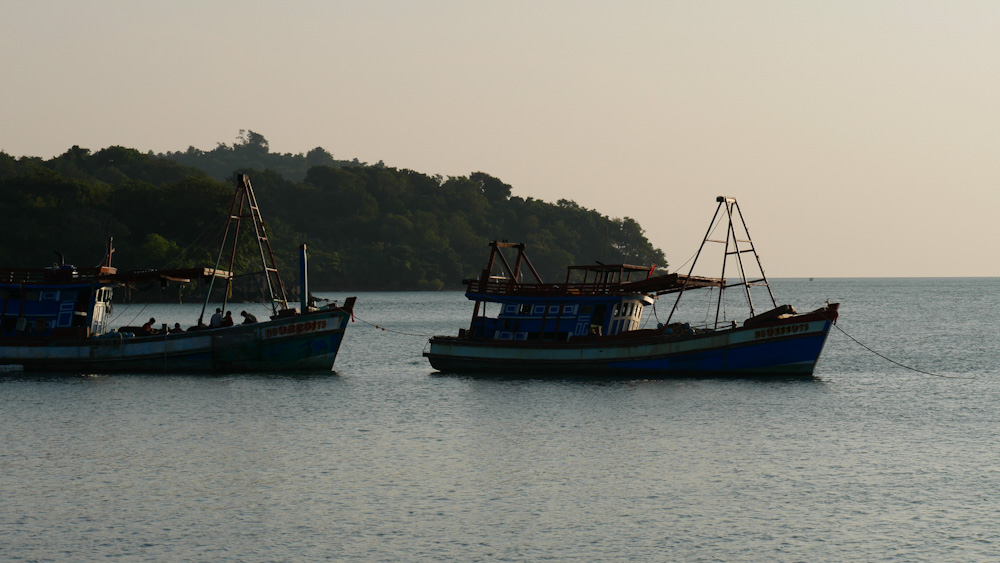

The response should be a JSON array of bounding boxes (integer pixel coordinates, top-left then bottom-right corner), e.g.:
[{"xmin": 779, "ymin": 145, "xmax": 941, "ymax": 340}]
[
  {"xmin": 0, "ymin": 174, "xmax": 354, "ymax": 373},
  {"xmin": 424, "ymin": 197, "xmax": 839, "ymax": 377}
]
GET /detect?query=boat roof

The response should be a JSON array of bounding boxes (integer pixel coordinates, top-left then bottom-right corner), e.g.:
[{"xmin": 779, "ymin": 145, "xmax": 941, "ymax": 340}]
[
  {"xmin": 0, "ymin": 265, "xmax": 230, "ymax": 288},
  {"xmin": 467, "ymin": 271, "xmax": 724, "ymax": 299},
  {"xmin": 465, "ymin": 240, "xmax": 724, "ymax": 300}
]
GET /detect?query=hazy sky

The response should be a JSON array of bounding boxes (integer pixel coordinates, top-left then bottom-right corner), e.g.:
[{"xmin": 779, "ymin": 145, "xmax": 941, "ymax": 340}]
[{"xmin": 3, "ymin": 1, "xmax": 1000, "ymax": 277}]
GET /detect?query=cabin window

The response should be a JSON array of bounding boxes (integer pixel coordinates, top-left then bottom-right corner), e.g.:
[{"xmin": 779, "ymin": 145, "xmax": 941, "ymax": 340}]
[
  {"xmin": 548, "ymin": 305, "xmax": 560, "ymax": 315},
  {"xmin": 563, "ymin": 304, "xmax": 578, "ymax": 315},
  {"xmin": 56, "ymin": 301, "xmax": 74, "ymax": 328},
  {"xmin": 532, "ymin": 305, "xmax": 545, "ymax": 315},
  {"xmin": 504, "ymin": 304, "xmax": 518, "ymax": 315},
  {"xmin": 41, "ymin": 291, "xmax": 59, "ymax": 301},
  {"xmin": 613, "ymin": 303, "xmax": 621, "ymax": 316},
  {"xmin": 519, "ymin": 304, "xmax": 531, "ymax": 315}
]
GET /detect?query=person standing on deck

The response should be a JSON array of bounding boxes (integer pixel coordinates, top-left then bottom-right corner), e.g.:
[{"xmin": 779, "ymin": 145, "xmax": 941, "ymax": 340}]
[{"xmin": 210, "ymin": 308, "xmax": 223, "ymax": 328}]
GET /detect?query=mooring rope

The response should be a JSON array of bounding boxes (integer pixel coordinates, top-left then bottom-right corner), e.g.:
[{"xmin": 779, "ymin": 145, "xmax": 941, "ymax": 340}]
[
  {"xmin": 829, "ymin": 320, "xmax": 973, "ymax": 379},
  {"xmin": 351, "ymin": 314, "xmax": 436, "ymax": 338}
]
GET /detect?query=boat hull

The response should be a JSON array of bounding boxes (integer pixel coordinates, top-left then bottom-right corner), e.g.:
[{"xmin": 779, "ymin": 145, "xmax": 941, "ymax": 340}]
[
  {"xmin": 425, "ymin": 316, "xmax": 835, "ymax": 378},
  {"xmin": 0, "ymin": 309, "xmax": 351, "ymax": 373}
]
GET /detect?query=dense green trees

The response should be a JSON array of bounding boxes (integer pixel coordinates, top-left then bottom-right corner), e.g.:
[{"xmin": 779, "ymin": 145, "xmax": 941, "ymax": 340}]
[
  {"xmin": 159, "ymin": 130, "xmax": 348, "ymax": 183},
  {"xmin": 0, "ymin": 134, "xmax": 667, "ymax": 292}
]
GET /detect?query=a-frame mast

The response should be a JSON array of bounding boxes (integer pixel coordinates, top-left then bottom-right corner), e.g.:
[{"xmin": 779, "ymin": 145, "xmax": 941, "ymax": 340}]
[
  {"xmin": 666, "ymin": 196, "xmax": 776, "ymax": 329},
  {"xmin": 199, "ymin": 174, "xmax": 289, "ymax": 324}
]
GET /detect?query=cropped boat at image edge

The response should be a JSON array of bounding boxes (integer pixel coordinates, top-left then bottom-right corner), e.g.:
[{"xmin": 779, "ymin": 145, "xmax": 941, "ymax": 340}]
[
  {"xmin": 424, "ymin": 196, "xmax": 840, "ymax": 377},
  {"xmin": 0, "ymin": 175, "xmax": 355, "ymax": 373}
]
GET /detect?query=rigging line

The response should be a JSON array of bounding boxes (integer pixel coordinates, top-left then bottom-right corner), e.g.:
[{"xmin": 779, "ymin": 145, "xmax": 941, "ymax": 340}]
[
  {"xmin": 672, "ymin": 248, "xmax": 700, "ymax": 275},
  {"xmin": 351, "ymin": 314, "xmax": 436, "ymax": 338},
  {"xmin": 672, "ymin": 212, "xmax": 726, "ymax": 273},
  {"xmin": 701, "ymin": 286, "xmax": 714, "ymax": 326},
  {"xmin": 108, "ymin": 301, "xmax": 133, "ymax": 325},
  {"xmin": 641, "ymin": 299, "xmax": 658, "ymax": 329},
  {"xmin": 829, "ymin": 321, "xmax": 973, "ymax": 380},
  {"xmin": 159, "ymin": 216, "xmax": 229, "ymax": 270},
  {"xmin": 123, "ymin": 302, "xmax": 150, "ymax": 328}
]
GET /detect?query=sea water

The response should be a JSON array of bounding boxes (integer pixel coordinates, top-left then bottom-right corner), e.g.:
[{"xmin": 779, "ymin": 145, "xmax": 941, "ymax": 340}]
[{"xmin": 2, "ymin": 279, "xmax": 999, "ymax": 561}]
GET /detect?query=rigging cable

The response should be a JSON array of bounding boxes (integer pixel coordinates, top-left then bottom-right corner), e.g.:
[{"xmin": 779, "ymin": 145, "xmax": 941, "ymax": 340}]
[
  {"xmin": 108, "ymin": 301, "xmax": 133, "ymax": 325},
  {"xmin": 122, "ymin": 302, "xmax": 151, "ymax": 328},
  {"xmin": 642, "ymin": 299, "xmax": 658, "ymax": 329},
  {"xmin": 158, "ymin": 216, "xmax": 229, "ymax": 270}
]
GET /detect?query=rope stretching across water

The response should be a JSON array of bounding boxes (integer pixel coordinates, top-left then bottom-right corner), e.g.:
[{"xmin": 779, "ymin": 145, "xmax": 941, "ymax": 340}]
[
  {"xmin": 351, "ymin": 314, "xmax": 437, "ymax": 338},
  {"xmin": 828, "ymin": 319, "xmax": 972, "ymax": 380}
]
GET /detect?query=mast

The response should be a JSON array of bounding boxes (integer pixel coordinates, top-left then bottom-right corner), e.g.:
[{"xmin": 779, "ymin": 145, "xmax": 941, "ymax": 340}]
[
  {"xmin": 199, "ymin": 175, "xmax": 290, "ymax": 324},
  {"xmin": 666, "ymin": 196, "xmax": 776, "ymax": 329}
]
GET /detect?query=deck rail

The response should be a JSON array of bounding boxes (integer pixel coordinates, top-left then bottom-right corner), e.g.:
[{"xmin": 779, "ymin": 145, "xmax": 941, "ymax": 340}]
[
  {"xmin": 468, "ymin": 279, "xmax": 651, "ymax": 297},
  {"xmin": 0, "ymin": 267, "xmax": 108, "ymax": 286}
]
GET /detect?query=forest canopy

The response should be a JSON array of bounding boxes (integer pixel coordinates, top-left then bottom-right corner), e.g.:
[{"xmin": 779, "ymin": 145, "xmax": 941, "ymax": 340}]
[{"xmin": 0, "ymin": 132, "xmax": 666, "ymax": 291}]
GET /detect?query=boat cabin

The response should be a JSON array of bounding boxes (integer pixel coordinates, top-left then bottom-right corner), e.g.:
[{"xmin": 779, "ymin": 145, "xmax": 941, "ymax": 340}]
[
  {"xmin": 462, "ymin": 243, "xmax": 675, "ymax": 342},
  {"xmin": 469, "ymin": 293, "xmax": 654, "ymax": 341},
  {"xmin": 0, "ymin": 265, "xmax": 117, "ymax": 340}
]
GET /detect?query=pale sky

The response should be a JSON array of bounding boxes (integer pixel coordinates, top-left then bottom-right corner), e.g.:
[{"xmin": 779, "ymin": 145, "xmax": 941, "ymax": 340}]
[{"xmin": 3, "ymin": 1, "xmax": 1000, "ymax": 277}]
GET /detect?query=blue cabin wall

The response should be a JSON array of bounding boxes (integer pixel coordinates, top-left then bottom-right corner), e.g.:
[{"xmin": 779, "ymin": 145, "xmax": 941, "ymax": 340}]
[
  {"xmin": 468, "ymin": 295, "xmax": 650, "ymax": 341},
  {"xmin": 0, "ymin": 283, "xmax": 113, "ymax": 339}
]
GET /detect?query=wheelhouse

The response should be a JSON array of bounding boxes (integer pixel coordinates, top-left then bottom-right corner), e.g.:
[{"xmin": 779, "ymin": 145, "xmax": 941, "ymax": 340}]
[
  {"xmin": 462, "ymin": 242, "xmax": 720, "ymax": 342},
  {"xmin": 0, "ymin": 266, "xmax": 117, "ymax": 339}
]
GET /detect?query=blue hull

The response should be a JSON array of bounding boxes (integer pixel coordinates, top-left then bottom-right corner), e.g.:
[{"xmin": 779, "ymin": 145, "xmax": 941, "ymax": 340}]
[
  {"xmin": 425, "ymin": 320, "xmax": 834, "ymax": 378},
  {"xmin": 2, "ymin": 309, "xmax": 351, "ymax": 374}
]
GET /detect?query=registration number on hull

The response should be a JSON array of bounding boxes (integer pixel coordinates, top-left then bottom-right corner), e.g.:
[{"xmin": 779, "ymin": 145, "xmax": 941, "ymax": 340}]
[
  {"xmin": 264, "ymin": 320, "xmax": 329, "ymax": 339},
  {"xmin": 753, "ymin": 323, "xmax": 810, "ymax": 340}
]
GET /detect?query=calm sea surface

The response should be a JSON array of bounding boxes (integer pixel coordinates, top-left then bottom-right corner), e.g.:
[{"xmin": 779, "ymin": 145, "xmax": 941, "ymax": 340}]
[{"xmin": 3, "ymin": 278, "xmax": 999, "ymax": 561}]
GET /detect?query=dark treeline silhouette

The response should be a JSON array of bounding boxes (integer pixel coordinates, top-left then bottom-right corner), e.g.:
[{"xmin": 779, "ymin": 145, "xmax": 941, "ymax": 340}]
[
  {"xmin": 0, "ymin": 133, "xmax": 667, "ymax": 292},
  {"xmin": 158, "ymin": 130, "xmax": 370, "ymax": 183}
]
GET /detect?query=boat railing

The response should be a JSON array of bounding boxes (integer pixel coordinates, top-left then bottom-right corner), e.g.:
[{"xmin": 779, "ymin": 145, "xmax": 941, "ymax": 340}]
[
  {"xmin": 468, "ymin": 272, "xmax": 722, "ymax": 297},
  {"xmin": 468, "ymin": 279, "xmax": 635, "ymax": 296},
  {"xmin": 0, "ymin": 267, "xmax": 109, "ymax": 285}
]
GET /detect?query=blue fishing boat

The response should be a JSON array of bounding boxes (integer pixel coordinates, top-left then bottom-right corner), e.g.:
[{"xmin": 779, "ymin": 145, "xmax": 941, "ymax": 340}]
[
  {"xmin": 425, "ymin": 197, "xmax": 839, "ymax": 377},
  {"xmin": 0, "ymin": 175, "xmax": 354, "ymax": 373}
]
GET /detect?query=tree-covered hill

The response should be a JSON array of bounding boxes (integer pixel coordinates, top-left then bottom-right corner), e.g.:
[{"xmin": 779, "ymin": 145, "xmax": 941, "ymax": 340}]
[{"xmin": 0, "ymin": 135, "xmax": 666, "ymax": 292}]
